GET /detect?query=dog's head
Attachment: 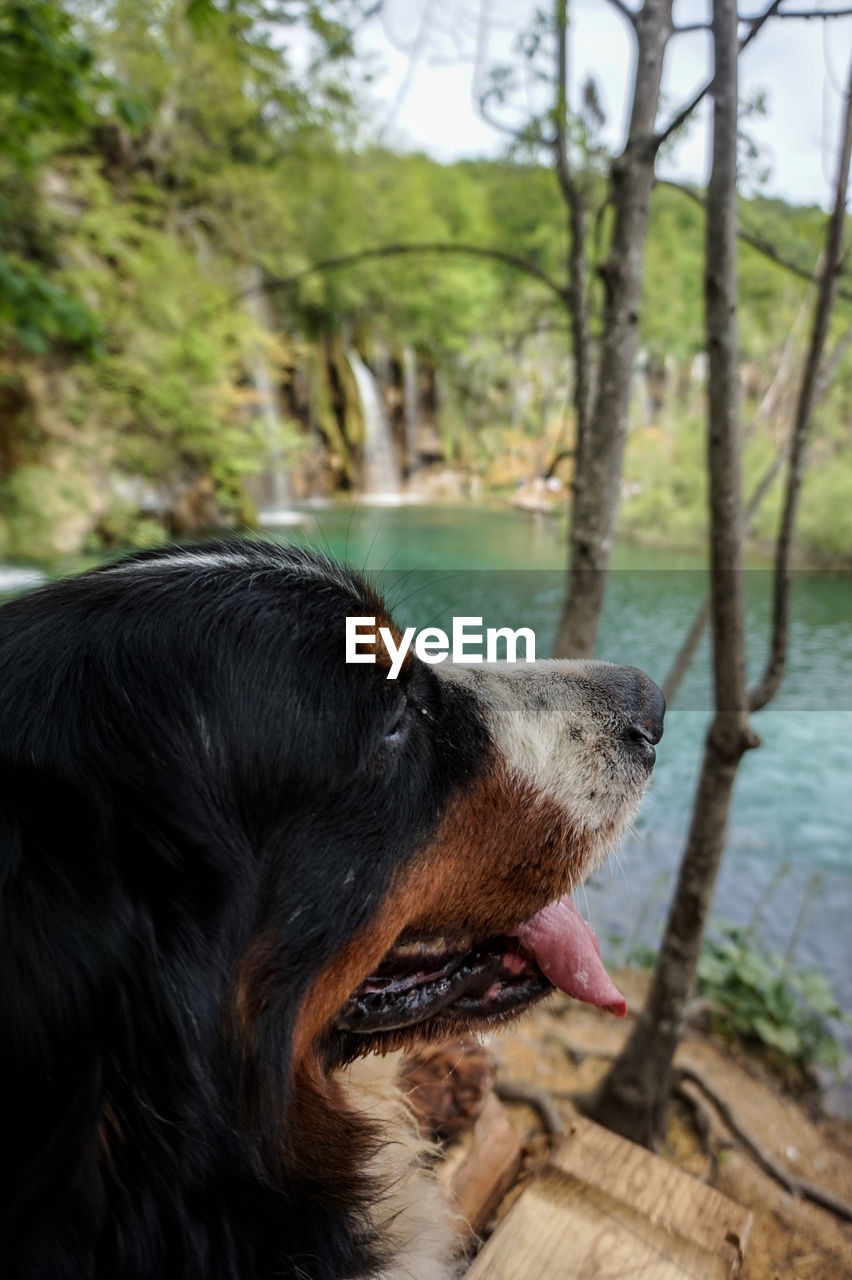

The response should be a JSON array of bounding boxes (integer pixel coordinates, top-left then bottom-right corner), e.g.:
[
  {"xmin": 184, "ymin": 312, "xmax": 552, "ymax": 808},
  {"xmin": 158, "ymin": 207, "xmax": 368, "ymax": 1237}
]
[{"xmin": 0, "ymin": 540, "xmax": 663, "ymax": 1276}]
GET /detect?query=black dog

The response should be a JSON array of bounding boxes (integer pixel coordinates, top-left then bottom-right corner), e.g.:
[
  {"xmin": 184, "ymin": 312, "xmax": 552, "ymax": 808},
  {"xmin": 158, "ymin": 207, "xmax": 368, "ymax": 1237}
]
[{"xmin": 0, "ymin": 540, "xmax": 663, "ymax": 1279}]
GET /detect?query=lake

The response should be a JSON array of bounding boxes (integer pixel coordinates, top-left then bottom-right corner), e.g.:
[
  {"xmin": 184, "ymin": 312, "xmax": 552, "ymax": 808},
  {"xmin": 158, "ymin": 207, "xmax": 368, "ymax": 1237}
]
[{"xmin": 3, "ymin": 502, "xmax": 851, "ymax": 1037}]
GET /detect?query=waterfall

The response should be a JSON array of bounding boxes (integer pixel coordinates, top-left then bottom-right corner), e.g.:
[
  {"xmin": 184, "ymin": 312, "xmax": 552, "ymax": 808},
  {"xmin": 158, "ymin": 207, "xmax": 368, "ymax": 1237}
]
[
  {"xmin": 372, "ymin": 338, "xmax": 391, "ymax": 394},
  {"xmin": 346, "ymin": 349, "xmax": 403, "ymax": 501},
  {"xmin": 402, "ymin": 345, "xmax": 419, "ymax": 482},
  {"xmin": 243, "ymin": 267, "xmax": 301, "ymax": 524}
]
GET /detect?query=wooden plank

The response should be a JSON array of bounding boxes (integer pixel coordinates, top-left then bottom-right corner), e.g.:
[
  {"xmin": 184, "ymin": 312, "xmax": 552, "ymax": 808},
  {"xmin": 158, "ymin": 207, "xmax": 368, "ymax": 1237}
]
[
  {"xmin": 553, "ymin": 1117, "xmax": 752, "ymax": 1266},
  {"xmin": 464, "ymin": 1166, "xmax": 732, "ymax": 1279},
  {"xmin": 464, "ymin": 1117, "xmax": 752, "ymax": 1280},
  {"xmin": 439, "ymin": 1090, "xmax": 522, "ymax": 1239}
]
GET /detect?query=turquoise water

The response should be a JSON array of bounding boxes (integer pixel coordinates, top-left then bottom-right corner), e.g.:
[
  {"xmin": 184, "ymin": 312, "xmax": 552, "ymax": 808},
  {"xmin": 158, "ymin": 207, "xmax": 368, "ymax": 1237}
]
[
  {"xmin": 282, "ymin": 502, "xmax": 852, "ymax": 1016},
  {"xmin": 2, "ymin": 502, "xmax": 850, "ymax": 1019}
]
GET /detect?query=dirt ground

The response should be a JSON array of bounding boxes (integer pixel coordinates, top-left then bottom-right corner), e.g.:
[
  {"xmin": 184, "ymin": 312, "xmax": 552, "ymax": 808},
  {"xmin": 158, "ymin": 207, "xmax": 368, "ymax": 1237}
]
[{"xmin": 485, "ymin": 970, "xmax": 852, "ymax": 1280}]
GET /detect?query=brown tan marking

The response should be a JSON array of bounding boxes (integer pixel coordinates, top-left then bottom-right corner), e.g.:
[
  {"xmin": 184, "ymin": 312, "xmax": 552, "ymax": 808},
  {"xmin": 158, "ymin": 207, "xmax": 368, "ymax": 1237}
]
[{"xmin": 293, "ymin": 758, "xmax": 594, "ymax": 1060}]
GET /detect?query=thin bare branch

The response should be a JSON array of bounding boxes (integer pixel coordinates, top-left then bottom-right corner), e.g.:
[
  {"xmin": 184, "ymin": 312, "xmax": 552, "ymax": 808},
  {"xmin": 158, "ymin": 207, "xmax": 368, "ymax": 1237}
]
[
  {"xmin": 752, "ymin": 5, "xmax": 852, "ymax": 17},
  {"xmin": 543, "ymin": 447, "xmax": 575, "ymax": 479},
  {"xmin": 554, "ymin": 0, "xmax": 573, "ymax": 197},
  {"xmin": 375, "ymin": 0, "xmax": 433, "ymax": 136},
  {"xmin": 601, "ymin": 0, "xmax": 638, "ymax": 26},
  {"xmin": 673, "ymin": 21, "xmax": 711, "ymax": 33},
  {"xmin": 663, "ymin": 263, "xmax": 849, "ymax": 705},
  {"xmin": 555, "ymin": 0, "xmax": 593, "ymax": 445},
  {"xmin": 754, "ymin": 278, "xmax": 818, "ymax": 424},
  {"xmin": 749, "ymin": 59, "xmax": 852, "ymax": 713},
  {"xmin": 661, "ymin": 430, "xmax": 796, "ymax": 704},
  {"xmin": 657, "ymin": 179, "xmax": 852, "ymax": 303},
  {"xmin": 661, "ymin": 597, "xmax": 711, "ymax": 705},
  {"xmin": 235, "ymin": 243, "xmax": 569, "ymax": 309},
  {"xmin": 476, "ymin": 94, "xmax": 533, "ymax": 142},
  {"xmin": 662, "ymin": 441, "xmax": 795, "ymax": 704},
  {"xmin": 816, "ymin": 322, "xmax": 852, "ymax": 398},
  {"xmin": 653, "ymin": 0, "xmax": 783, "ymax": 153}
]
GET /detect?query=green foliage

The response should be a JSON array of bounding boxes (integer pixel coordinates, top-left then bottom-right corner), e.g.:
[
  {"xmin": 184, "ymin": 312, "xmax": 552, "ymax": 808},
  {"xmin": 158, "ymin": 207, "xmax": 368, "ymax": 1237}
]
[
  {"xmin": 795, "ymin": 450, "xmax": 852, "ymax": 564},
  {"xmin": 0, "ymin": 2, "xmax": 104, "ymax": 354},
  {"xmin": 0, "ymin": 0, "xmax": 848, "ymax": 565},
  {"xmin": 0, "ymin": 0, "xmax": 97, "ymax": 165},
  {"xmin": 605, "ymin": 917, "xmax": 844, "ymax": 1080},
  {"xmin": 0, "ymin": 250, "xmax": 103, "ymax": 353},
  {"xmin": 0, "ymin": 462, "xmax": 94, "ymax": 559},
  {"xmin": 625, "ymin": 942, "xmax": 658, "ymax": 971},
  {"xmin": 697, "ymin": 925, "xmax": 845, "ymax": 1076},
  {"xmin": 617, "ymin": 414, "xmax": 709, "ymax": 550}
]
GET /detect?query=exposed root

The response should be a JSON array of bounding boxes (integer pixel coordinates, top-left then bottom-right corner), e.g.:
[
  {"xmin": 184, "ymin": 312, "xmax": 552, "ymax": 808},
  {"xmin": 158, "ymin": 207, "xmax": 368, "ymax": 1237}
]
[
  {"xmin": 673, "ymin": 1080, "xmax": 722, "ymax": 1182},
  {"xmin": 675, "ymin": 1065, "xmax": 852, "ymax": 1224},
  {"xmin": 543, "ymin": 1031, "xmax": 610, "ymax": 1064},
  {"xmin": 494, "ymin": 1079, "xmax": 565, "ymax": 1136}
]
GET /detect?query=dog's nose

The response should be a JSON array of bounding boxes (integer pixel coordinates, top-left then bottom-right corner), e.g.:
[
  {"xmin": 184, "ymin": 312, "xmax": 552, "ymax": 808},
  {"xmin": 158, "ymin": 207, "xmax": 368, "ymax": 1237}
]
[
  {"xmin": 624, "ymin": 668, "xmax": 665, "ymax": 747},
  {"xmin": 596, "ymin": 665, "xmax": 665, "ymax": 748}
]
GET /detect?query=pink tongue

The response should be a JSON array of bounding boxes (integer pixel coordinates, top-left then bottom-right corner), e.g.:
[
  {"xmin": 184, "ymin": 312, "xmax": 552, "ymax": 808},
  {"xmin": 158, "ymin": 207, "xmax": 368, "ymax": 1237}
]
[{"xmin": 509, "ymin": 895, "xmax": 627, "ymax": 1018}]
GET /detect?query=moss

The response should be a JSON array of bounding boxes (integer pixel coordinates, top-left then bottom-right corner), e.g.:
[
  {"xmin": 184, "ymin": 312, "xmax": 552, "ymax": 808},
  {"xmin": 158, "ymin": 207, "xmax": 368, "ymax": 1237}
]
[{"xmin": 1, "ymin": 462, "xmax": 97, "ymax": 561}]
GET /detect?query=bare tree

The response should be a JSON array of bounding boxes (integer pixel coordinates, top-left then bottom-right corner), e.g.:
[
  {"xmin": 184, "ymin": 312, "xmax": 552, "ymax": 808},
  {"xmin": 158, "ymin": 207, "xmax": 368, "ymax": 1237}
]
[
  {"xmin": 553, "ymin": 0, "xmax": 674, "ymax": 655},
  {"xmin": 465, "ymin": 0, "xmax": 823, "ymax": 658},
  {"xmin": 249, "ymin": 0, "xmax": 846, "ymax": 666},
  {"xmin": 587, "ymin": 35, "xmax": 852, "ymax": 1149}
]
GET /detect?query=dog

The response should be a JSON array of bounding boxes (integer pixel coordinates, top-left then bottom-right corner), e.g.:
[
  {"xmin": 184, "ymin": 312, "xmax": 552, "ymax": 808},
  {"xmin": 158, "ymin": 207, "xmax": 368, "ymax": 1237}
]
[{"xmin": 0, "ymin": 539, "xmax": 664, "ymax": 1279}]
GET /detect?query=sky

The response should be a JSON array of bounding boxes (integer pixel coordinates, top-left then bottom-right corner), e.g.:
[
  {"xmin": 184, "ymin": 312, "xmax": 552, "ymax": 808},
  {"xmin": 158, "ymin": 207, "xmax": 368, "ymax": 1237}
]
[{"xmin": 353, "ymin": 0, "xmax": 852, "ymax": 210}]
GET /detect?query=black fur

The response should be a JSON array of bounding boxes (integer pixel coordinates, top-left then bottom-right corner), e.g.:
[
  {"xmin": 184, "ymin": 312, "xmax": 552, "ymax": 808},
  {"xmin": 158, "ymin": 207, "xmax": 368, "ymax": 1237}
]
[{"xmin": 0, "ymin": 541, "xmax": 484, "ymax": 1279}]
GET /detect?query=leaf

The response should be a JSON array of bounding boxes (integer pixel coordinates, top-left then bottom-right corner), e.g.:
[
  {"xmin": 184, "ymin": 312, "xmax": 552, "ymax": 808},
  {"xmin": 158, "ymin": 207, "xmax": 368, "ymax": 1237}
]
[
  {"xmin": 752, "ymin": 1017, "xmax": 801, "ymax": 1057},
  {"xmin": 115, "ymin": 94, "xmax": 152, "ymax": 131},
  {"xmin": 185, "ymin": 0, "xmax": 224, "ymax": 35},
  {"xmin": 737, "ymin": 948, "xmax": 774, "ymax": 989},
  {"xmin": 794, "ymin": 970, "xmax": 842, "ymax": 1017}
]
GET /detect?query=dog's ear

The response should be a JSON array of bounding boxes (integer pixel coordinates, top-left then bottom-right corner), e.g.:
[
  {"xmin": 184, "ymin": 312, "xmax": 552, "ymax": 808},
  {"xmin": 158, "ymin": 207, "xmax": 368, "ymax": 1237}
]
[{"xmin": 0, "ymin": 758, "xmax": 121, "ymax": 1223}]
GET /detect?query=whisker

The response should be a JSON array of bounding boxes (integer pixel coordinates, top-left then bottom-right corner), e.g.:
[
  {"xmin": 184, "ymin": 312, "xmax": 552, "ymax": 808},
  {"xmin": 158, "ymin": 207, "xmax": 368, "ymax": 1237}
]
[
  {"xmin": 344, "ymin": 495, "xmax": 361, "ymax": 564},
  {"xmin": 362, "ymin": 521, "xmax": 383, "ymax": 574}
]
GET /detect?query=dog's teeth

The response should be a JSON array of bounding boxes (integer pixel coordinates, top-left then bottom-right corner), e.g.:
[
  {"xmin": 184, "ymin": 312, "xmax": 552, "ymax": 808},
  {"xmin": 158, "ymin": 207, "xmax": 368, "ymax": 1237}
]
[
  {"xmin": 418, "ymin": 937, "xmax": 450, "ymax": 956},
  {"xmin": 392, "ymin": 934, "xmax": 474, "ymax": 961},
  {"xmin": 394, "ymin": 942, "xmax": 427, "ymax": 958},
  {"xmin": 394, "ymin": 937, "xmax": 452, "ymax": 959}
]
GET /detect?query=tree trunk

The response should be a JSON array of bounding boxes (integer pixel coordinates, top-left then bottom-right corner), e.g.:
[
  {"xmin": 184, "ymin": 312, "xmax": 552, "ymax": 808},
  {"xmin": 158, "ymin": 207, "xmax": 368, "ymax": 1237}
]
[
  {"xmin": 586, "ymin": 20, "xmax": 851, "ymax": 1155},
  {"xmin": 553, "ymin": 0, "xmax": 674, "ymax": 658},
  {"xmin": 554, "ymin": 1, "xmax": 592, "ymax": 479},
  {"xmin": 586, "ymin": 0, "xmax": 758, "ymax": 1147}
]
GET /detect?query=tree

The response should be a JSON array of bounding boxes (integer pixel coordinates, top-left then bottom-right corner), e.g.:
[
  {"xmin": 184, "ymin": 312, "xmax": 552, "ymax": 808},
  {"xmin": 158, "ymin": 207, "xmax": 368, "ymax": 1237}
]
[
  {"xmin": 586, "ymin": 24, "xmax": 852, "ymax": 1149},
  {"xmin": 463, "ymin": 0, "xmax": 852, "ymax": 655},
  {"xmin": 361, "ymin": 0, "xmax": 832, "ymax": 656}
]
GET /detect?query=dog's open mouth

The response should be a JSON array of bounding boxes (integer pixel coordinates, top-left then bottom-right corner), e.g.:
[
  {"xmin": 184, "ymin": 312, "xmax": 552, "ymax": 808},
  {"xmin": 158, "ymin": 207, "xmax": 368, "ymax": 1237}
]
[{"xmin": 335, "ymin": 895, "xmax": 626, "ymax": 1035}]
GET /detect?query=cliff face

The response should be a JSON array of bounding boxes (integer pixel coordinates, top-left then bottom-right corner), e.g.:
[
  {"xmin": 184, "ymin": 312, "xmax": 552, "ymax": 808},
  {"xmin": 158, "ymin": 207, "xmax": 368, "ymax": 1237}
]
[{"xmin": 0, "ymin": 163, "xmax": 451, "ymax": 563}]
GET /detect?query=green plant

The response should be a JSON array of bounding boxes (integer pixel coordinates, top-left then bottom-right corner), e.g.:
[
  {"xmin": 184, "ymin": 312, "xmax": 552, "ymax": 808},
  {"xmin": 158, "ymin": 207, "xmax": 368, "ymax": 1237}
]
[
  {"xmin": 697, "ymin": 925, "xmax": 845, "ymax": 1076},
  {"xmin": 625, "ymin": 942, "xmax": 658, "ymax": 972},
  {"xmin": 0, "ymin": 250, "xmax": 103, "ymax": 354}
]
